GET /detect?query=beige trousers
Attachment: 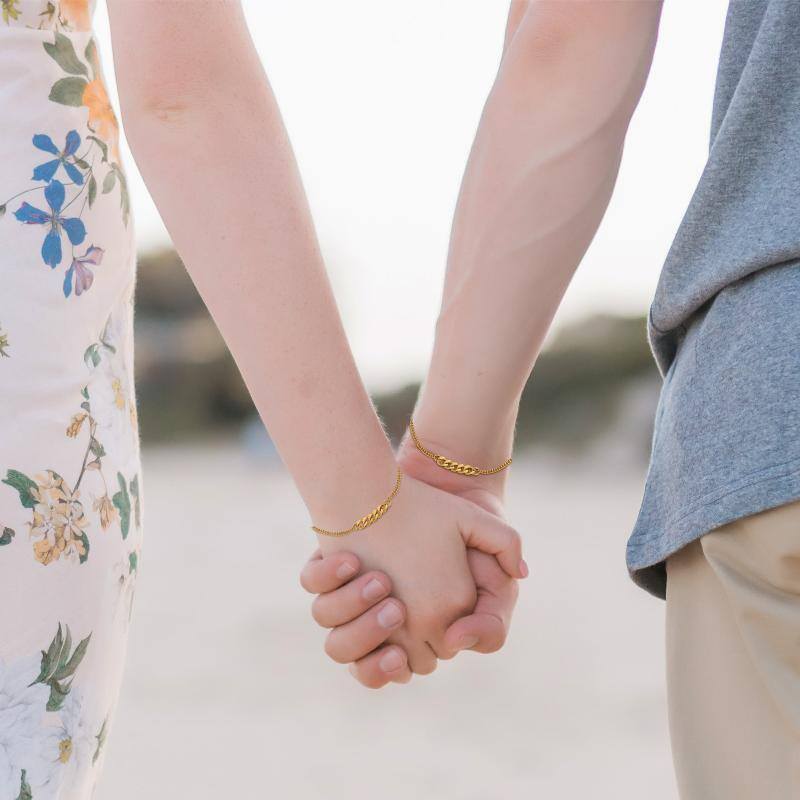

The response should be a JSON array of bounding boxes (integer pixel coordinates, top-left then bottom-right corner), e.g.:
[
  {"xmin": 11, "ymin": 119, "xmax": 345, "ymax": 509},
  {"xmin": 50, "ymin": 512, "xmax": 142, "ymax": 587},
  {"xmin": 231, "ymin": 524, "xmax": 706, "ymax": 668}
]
[{"xmin": 666, "ymin": 501, "xmax": 800, "ymax": 799}]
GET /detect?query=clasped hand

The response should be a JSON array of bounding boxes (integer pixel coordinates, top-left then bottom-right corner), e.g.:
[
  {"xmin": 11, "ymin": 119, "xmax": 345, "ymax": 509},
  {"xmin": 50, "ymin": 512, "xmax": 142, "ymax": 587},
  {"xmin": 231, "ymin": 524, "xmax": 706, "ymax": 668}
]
[{"xmin": 299, "ymin": 443, "xmax": 526, "ymax": 688}]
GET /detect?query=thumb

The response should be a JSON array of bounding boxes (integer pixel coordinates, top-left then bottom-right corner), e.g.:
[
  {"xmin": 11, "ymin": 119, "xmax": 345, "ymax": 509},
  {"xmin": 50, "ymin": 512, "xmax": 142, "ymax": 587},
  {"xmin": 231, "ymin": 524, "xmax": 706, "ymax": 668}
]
[
  {"xmin": 458, "ymin": 503, "xmax": 528, "ymax": 580},
  {"xmin": 442, "ymin": 549, "xmax": 520, "ymax": 656}
]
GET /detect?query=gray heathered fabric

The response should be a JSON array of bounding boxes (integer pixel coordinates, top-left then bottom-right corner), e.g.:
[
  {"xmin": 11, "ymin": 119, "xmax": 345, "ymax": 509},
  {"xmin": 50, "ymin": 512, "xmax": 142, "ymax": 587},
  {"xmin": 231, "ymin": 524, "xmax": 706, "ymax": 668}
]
[{"xmin": 626, "ymin": 0, "xmax": 800, "ymax": 598}]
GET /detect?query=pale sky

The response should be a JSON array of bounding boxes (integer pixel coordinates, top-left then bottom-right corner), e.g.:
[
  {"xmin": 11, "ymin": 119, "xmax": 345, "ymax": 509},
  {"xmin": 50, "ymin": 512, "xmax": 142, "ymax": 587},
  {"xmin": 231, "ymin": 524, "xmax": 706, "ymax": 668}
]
[{"xmin": 93, "ymin": 1, "xmax": 728, "ymax": 391}]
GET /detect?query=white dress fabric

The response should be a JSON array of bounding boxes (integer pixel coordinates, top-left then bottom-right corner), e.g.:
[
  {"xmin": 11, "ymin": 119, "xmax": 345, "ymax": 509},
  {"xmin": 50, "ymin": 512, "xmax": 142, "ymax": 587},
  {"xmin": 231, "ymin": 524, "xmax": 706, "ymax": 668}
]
[{"xmin": 0, "ymin": 2, "xmax": 141, "ymax": 797}]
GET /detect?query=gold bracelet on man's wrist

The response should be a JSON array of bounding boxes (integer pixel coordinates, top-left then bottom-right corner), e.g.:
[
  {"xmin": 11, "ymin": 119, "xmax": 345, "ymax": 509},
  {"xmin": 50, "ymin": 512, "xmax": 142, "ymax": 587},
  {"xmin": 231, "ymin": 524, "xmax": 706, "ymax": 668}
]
[
  {"xmin": 311, "ymin": 468, "xmax": 403, "ymax": 537},
  {"xmin": 408, "ymin": 419, "xmax": 512, "ymax": 477}
]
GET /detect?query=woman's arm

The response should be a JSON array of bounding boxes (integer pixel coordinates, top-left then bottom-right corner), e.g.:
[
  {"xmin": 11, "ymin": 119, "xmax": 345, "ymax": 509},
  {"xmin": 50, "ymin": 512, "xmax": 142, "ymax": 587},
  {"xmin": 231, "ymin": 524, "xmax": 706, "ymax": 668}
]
[
  {"xmin": 107, "ymin": 1, "xmax": 396, "ymax": 526},
  {"xmin": 405, "ymin": 1, "xmax": 663, "ymax": 486}
]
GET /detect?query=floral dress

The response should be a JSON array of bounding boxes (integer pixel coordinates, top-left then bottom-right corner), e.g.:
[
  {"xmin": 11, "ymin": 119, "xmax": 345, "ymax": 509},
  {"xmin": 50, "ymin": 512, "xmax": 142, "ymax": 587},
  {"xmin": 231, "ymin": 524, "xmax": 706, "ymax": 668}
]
[{"xmin": 0, "ymin": 2, "xmax": 141, "ymax": 797}]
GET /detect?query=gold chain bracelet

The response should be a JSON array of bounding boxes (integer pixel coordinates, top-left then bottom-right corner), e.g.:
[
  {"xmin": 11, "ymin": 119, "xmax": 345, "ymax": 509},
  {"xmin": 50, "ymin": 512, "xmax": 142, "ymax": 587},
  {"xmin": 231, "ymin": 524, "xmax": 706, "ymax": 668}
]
[
  {"xmin": 311, "ymin": 468, "xmax": 403, "ymax": 537},
  {"xmin": 408, "ymin": 419, "xmax": 512, "ymax": 476}
]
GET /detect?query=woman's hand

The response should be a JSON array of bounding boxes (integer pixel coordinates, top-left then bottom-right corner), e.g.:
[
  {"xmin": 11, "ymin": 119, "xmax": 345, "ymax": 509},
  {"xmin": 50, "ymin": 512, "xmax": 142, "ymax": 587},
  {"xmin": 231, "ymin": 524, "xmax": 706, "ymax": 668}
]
[
  {"xmin": 301, "ymin": 453, "xmax": 523, "ymax": 688},
  {"xmin": 312, "ymin": 475, "xmax": 525, "ymax": 676},
  {"xmin": 301, "ymin": 543, "xmax": 521, "ymax": 688},
  {"xmin": 300, "ymin": 550, "xmax": 414, "ymax": 687}
]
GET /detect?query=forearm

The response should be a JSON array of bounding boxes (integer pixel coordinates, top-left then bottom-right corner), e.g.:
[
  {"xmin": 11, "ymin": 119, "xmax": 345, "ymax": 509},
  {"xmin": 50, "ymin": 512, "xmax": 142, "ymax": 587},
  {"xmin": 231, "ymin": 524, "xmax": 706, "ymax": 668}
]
[
  {"xmin": 109, "ymin": 1, "xmax": 395, "ymax": 526},
  {"xmin": 413, "ymin": 2, "xmax": 661, "ymax": 474}
]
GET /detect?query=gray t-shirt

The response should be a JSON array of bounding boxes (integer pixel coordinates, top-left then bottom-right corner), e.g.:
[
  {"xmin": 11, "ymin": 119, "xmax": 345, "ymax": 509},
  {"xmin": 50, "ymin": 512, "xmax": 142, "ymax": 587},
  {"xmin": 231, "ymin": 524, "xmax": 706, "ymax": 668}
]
[{"xmin": 627, "ymin": 0, "xmax": 800, "ymax": 597}]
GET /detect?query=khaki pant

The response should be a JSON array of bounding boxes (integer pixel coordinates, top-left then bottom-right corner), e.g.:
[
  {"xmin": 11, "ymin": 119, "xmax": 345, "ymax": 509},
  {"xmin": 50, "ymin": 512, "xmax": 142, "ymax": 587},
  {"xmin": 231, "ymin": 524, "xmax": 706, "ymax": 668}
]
[{"xmin": 666, "ymin": 501, "xmax": 800, "ymax": 799}]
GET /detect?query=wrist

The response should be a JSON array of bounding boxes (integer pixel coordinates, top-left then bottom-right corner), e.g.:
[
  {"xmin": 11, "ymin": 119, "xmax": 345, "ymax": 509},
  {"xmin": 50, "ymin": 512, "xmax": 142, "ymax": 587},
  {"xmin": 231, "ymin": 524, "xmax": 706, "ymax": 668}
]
[
  {"xmin": 415, "ymin": 335, "xmax": 521, "ymax": 465},
  {"xmin": 305, "ymin": 441, "xmax": 399, "ymax": 540},
  {"xmin": 396, "ymin": 413, "xmax": 512, "ymax": 511},
  {"xmin": 409, "ymin": 389, "xmax": 518, "ymax": 473}
]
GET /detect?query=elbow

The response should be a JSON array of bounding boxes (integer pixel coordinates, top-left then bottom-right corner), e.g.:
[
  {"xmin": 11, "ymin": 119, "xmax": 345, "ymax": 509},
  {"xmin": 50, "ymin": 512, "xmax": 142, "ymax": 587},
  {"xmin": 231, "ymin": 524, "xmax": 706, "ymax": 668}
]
[
  {"xmin": 511, "ymin": 2, "xmax": 660, "ymax": 62},
  {"xmin": 511, "ymin": 5, "xmax": 597, "ymax": 62},
  {"xmin": 118, "ymin": 75, "xmax": 231, "ymax": 156},
  {"xmin": 118, "ymin": 77, "xmax": 205, "ymax": 136},
  {"xmin": 134, "ymin": 94, "xmax": 193, "ymax": 126},
  {"xmin": 119, "ymin": 60, "xmax": 263, "ymax": 143},
  {"xmin": 501, "ymin": 3, "xmax": 660, "ymax": 133}
]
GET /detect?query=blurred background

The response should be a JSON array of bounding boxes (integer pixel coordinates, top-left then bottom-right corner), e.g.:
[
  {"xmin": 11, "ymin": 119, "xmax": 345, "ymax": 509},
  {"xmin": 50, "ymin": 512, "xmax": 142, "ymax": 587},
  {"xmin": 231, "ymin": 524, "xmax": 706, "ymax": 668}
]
[{"xmin": 92, "ymin": 1, "xmax": 729, "ymax": 797}]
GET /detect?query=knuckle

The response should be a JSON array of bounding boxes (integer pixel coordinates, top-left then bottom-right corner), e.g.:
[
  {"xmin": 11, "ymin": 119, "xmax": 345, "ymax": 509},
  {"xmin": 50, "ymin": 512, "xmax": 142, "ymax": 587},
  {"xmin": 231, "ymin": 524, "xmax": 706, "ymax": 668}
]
[
  {"xmin": 450, "ymin": 587, "xmax": 478, "ymax": 618},
  {"xmin": 484, "ymin": 632, "xmax": 507, "ymax": 654},
  {"xmin": 350, "ymin": 661, "xmax": 388, "ymax": 690},
  {"xmin": 359, "ymin": 672, "xmax": 387, "ymax": 690},
  {"xmin": 413, "ymin": 659, "xmax": 438, "ymax": 676},
  {"xmin": 299, "ymin": 568, "xmax": 315, "ymax": 593},
  {"xmin": 436, "ymin": 647, "xmax": 457, "ymax": 662},
  {"xmin": 503, "ymin": 524, "xmax": 522, "ymax": 550},
  {"xmin": 323, "ymin": 634, "xmax": 349, "ymax": 664},
  {"xmin": 413, "ymin": 609, "xmax": 439, "ymax": 632},
  {"xmin": 310, "ymin": 596, "xmax": 330, "ymax": 627}
]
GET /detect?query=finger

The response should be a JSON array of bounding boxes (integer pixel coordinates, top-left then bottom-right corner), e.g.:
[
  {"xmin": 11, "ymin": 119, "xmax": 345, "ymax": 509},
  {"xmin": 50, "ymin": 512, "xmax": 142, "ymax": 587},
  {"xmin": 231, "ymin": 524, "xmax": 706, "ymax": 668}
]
[
  {"xmin": 311, "ymin": 571, "xmax": 392, "ymax": 628},
  {"xmin": 324, "ymin": 598, "xmax": 406, "ymax": 664},
  {"xmin": 389, "ymin": 629, "xmax": 438, "ymax": 676},
  {"xmin": 458, "ymin": 505, "xmax": 528, "ymax": 580},
  {"xmin": 299, "ymin": 550, "xmax": 360, "ymax": 594},
  {"xmin": 348, "ymin": 645, "xmax": 412, "ymax": 689},
  {"xmin": 442, "ymin": 550, "xmax": 520, "ymax": 657}
]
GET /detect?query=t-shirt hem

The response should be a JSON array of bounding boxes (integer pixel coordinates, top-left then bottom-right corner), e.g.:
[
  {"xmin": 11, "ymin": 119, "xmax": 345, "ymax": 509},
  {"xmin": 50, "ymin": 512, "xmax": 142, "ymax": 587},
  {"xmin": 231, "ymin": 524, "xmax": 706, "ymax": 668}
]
[{"xmin": 626, "ymin": 458, "xmax": 800, "ymax": 599}]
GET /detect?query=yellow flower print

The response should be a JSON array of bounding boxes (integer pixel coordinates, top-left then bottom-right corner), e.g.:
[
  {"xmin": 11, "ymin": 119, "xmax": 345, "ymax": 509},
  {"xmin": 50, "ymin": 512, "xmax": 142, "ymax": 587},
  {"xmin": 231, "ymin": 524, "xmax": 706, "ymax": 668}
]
[
  {"xmin": 1, "ymin": 0, "xmax": 20, "ymax": 25},
  {"xmin": 93, "ymin": 494, "xmax": 117, "ymax": 530},
  {"xmin": 81, "ymin": 78, "xmax": 120, "ymax": 156},
  {"xmin": 111, "ymin": 377, "xmax": 125, "ymax": 410},
  {"xmin": 66, "ymin": 412, "xmax": 88, "ymax": 438},
  {"xmin": 0, "ymin": 326, "xmax": 8, "ymax": 357},
  {"xmin": 58, "ymin": 736, "xmax": 73, "ymax": 764},
  {"xmin": 28, "ymin": 471, "xmax": 89, "ymax": 565}
]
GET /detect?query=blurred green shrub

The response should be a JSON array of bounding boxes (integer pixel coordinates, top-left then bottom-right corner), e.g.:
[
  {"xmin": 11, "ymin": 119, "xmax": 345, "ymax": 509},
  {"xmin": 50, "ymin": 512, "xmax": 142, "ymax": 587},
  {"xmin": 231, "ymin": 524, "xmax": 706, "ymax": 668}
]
[
  {"xmin": 134, "ymin": 249, "xmax": 253, "ymax": 441},
  {"xmin": 134, "ymin": 249, "xmax": 661, "ymax": 450}
]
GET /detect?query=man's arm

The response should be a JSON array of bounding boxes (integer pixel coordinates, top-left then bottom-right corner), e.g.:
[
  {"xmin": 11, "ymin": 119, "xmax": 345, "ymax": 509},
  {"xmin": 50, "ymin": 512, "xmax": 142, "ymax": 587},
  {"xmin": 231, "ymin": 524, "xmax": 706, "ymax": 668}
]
[
  {"xmin": 304, "ymin": 1, "xmax": 662, "ymax": 689},
  {"xmin": 406, "ymin": 1, "xmax": 662, "ymax": 483}
]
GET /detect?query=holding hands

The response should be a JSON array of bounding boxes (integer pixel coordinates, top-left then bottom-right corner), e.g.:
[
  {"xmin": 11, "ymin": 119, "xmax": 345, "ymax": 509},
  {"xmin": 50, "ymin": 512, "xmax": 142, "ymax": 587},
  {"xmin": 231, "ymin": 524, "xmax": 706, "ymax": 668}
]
[
  {"xmin": 296, "ymin": 0, "xmax": 659, "ymax": 686},
  {"xmin": 300, "ymin": 431, "xmax": 525, "ymax": 688},
  {"xmin": 124, "ymin": 0, "xmax": 658, "ymax": 691}
]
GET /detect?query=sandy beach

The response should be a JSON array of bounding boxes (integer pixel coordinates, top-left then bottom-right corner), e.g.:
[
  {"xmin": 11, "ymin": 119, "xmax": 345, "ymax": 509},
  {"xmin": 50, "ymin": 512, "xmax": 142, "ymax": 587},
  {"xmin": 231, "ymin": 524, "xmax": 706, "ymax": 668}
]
[{"xmin": 96, "ymin": 440, "xmax": 676, "ymax": 799}]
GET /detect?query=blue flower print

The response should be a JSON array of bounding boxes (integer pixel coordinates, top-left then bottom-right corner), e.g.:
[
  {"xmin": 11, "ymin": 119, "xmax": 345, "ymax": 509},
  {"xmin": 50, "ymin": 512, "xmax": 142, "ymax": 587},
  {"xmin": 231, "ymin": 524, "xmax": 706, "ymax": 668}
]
[
  {"xmin": 14, "ymin": 180, "xmax": 87, "ymax": 268},
  {"xmin": 63, "ymin": 245, "xmax": 104, "ymax": 298},
  {"xmin": 31, "ymin": 131, "xmax": 84, "ymax": 186}
]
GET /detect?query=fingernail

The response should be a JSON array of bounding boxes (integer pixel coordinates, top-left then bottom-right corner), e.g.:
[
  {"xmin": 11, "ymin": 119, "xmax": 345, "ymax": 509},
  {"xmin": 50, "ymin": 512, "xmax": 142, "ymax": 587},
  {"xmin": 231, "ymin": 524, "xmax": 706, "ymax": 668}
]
[
  {"xmin": 377, "ymin": 601, "xmax": 404, "ymax": 629},
  {"xmin": 379, "ymin": 649, "xmax": 404, "ymax": 673},
  {"xmin": 458, "ymin": 635, "xmax": 478, "ymax": 652},
  {"xmin": 519, "ymin": 559, "xmax": 529, "ymax": 578},
  {"xmin": 336, "ymin": 561, "xmax": 357, "ymax": 580},
  {"xmin": 362, "ymin": 578, "xmax": 387, "ymax": 601}
]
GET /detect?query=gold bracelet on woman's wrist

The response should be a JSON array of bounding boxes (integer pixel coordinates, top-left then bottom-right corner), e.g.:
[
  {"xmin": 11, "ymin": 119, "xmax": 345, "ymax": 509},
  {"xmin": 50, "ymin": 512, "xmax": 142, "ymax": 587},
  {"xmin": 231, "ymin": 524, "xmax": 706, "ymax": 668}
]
[
  {"xmin": 408, "ymin": 419, "xmax": 512, "ymax": 476},
  {"xmin": 311, "ymin": 468, "xmax": 403, "ymax": 537}
]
